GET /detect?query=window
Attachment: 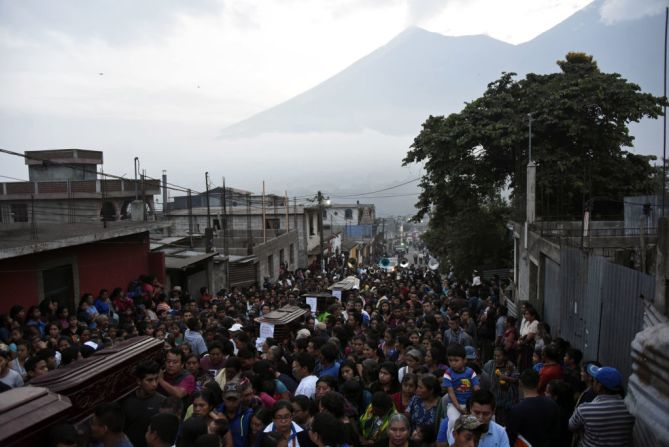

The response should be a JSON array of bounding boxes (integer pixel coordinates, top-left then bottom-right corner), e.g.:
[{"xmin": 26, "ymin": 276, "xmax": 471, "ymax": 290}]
[
  {"xmin": 279, "ymin": 249, "xmax": 285, "ymax": 266},
  {"xmin": 345, "ymin": 208, "xmax": 353, "ymax": 220},
  {"xmin": 268, "ymin": 254, "xmax": 274, "ymax": 278},
  {"xmin": 265, "ymin": 218, "xmax": 280, "ymax": 230},
  {"xmin": 11, "ymin": 204, "xmax": 28, "ymax": 222},
  {"xmin": 309, "ymin": 213, "xmax": 315, "ymax": 236},
  {"xmin": 322, "ymin": 209, "xmax": 327, "ymax": 219},
  {"xmin": 213, "ymin": 218, "xmax": 221, "ymax": 230},
  {"xmin": 289, "ymin": 244, "xmax": 295, "ymax": 264}
]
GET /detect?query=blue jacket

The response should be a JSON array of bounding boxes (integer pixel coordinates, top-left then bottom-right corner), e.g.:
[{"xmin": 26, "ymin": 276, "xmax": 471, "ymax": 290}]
[{"xmin": 215, "ymin": 403, "xmax": 253, "ymax": 447}]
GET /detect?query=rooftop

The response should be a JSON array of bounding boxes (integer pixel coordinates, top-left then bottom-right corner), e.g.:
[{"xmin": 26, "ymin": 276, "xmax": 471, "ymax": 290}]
[{"xmin": 0, "ymin": 221, "xmax": 171, "ymax": 260}]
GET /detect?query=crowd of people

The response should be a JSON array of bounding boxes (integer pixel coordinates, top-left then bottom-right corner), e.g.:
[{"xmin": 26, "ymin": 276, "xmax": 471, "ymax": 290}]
[{"xmin": 0, "ymin": 261, "xmax": 635, "ymax": 447}]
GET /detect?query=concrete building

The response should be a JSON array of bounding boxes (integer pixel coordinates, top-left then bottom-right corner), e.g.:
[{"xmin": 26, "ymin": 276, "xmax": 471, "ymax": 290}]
[
  {"xmin": 0, "ymin": 149, "xmax": 160, "ymax": 224},
  {"xmin": 0, "ymin": 221, "xmax": 168, "ymax": 312}
]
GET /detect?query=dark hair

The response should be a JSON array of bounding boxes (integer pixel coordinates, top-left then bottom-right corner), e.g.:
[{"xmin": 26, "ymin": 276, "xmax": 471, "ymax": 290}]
[
  {"xmin": 25, "ymin": 356, "xmax": 44, "ymax": 373},
  {"xmin": 418, "ymin": 374, "xmax": 441, "ymax": 397},
  {"xmin": 311, "ymin": 412, "xmax": 346, "ymax": 446},
  {"xmin": 60, "ymin": 346, "xmax": 80, "ymax": 366},
  {"xmin": 320, "ymin": 343, "xmax": 339, "ymax": 364},
  {"xmin": 565, "ymin": 348, "xmax": 583, "ymax": 365},
  {"xmin": 149, "ymin": 413, "xmax": 180, "ymax": 444},
  {"xmin": 520, "ymin": 369, "xmax": 540, "ymax": 389},
  {"xmin": 160, "ymin": 397, "xmax": 183, "ymax": 415},
  {"xmin": 446, "ymin": 343, "xmax": 466, "ymax": 359},
  {"xmin": 135, "ymin": 360, "xmax": 160, "ymax": 378},
  {"xmin": 208, "ymin": 341, "xmax": 224, "ymax": 354},
  {"xmin": 237, "ymin": 347, "xmax": 255, "ymax": 359},
  {"xmin": 271, "ymin": 400, "xmax": 293, "ymax": 417},
  {"xmin": 371, "ymin": 391, "xmax": 394, "ymax": 412},
  {"xmin": 467, "ymin": 389, "xmax": 496, "ymax": 411},
  {"xmin": 253, "ymin": 408, "xmax": 273, "ymax": 426},
  {"xmin": 166, "ymin": 347, "xmax": 185, "ymax": 363},
  {"xmin": 48, "ymin": 423, "xmax": 78, "ymax": 447},
  {"xmin": 194, "ymin": 434, "xmax": 223, "ymax": 447},
  {"xmin": 317, "ymin": 375, "xmax": 338, "ymax": 392},
  {"xmin": 319, "ymin": 391, "xmax": 346, "ymax": 418},
  {"xmin": 260, "ymin": 432, "xmax": 287, "ymax": 447},
  {"xmin": 93, "ymin": 402, "xmax": 125, "ymax": 433},
  {"xmin": 542, "ymin": 345, "xmax": 560, "ymax": 362},
  {"xmin": 293, "ymin": 352, "xmax": 315, "ymax": 373},
  {"xmin": 187, "ymin": 317, "xmax": 201, "ymax": 331},
  {"xmin": 192, "ymin": 389, "xmax": 219, "ymax": 410},
  {"xmin": 209, "ymin": 418, "xmax": 230, "ymax": 438},
  {"xmin": 338, "ymin": 359, "xmax": 359, "ymax": 383},
  {"xmin": 225, "ymin": 356, "xmax": 242, "ymax": 372}
]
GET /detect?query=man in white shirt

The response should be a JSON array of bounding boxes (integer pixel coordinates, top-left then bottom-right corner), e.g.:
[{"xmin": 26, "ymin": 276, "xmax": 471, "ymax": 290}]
[{"xmin": 292, "ymin": 352, "xmax": 318, "ymax": 399}]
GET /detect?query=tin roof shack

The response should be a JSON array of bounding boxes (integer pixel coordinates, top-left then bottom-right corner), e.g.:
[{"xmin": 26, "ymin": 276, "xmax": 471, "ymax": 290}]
[
  {"xmin": 0, "ymin": 149, "xmax": 161, "ymax": 224},
  {"xmin": 0, "ymin": 221, "xmax": 169, "ymax": 313}
]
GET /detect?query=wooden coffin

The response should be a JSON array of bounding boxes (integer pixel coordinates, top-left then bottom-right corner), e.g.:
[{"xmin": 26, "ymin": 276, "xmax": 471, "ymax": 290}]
[
  {"xmin": 30, "ymin": 335, "xmax": 164, "ymax": 422},
  {"xmin": 255, "ymin": 305, "xmax": 309, "ymax": 341},
  {"xmin": 301, "ymin": 292, "xmax": 335, "ymax": 314},
  {"xmin": 0, "ymin": 386, "xmax": 73, "ymax": 446}
]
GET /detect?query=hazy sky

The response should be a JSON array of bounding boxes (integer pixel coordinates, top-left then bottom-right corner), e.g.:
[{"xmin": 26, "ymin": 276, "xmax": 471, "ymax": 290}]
[{"xmin": 0, "ymin": 0, "xmax": 664, "ymax": 215}]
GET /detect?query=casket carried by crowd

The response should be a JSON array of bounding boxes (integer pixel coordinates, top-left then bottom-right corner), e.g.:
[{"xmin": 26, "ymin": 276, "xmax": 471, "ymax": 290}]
[{"xmin": 0, "ymin": 336, "xmax": 164, "ymax": 446}]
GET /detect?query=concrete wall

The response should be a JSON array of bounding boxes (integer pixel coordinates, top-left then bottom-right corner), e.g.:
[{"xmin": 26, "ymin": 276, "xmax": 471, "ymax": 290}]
[
  {"xmin": 28, "ymin": 165, "xmax": 98, "ymax": 182},
  {"xmin": 0, "ymin": 232, "xmax": 160, "ymax": 313},
  {"xmin": 255, "ymin": 230, "xmax": 299, "ymax": 283}
]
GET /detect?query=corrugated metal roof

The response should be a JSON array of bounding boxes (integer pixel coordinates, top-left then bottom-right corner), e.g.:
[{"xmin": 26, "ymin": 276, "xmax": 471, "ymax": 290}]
[{"xmin": 165, "ymin": 252, "xmax": 217, "ymax": 270}]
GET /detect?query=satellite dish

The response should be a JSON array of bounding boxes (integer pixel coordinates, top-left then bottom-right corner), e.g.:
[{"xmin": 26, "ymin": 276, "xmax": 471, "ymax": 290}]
[
  {"xmin": 428, "ymin": 257, "xmax": 440, "ymax": 270},
  {"xmin": 399, "ymin": 258, "xmax": 410, "ymax": 268}
]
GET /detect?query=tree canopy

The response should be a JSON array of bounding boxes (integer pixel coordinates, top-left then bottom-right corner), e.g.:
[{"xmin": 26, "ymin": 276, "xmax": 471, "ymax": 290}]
[{"xmin": 404, "ymin": 53, "xmax": 666, "ymax": 277}]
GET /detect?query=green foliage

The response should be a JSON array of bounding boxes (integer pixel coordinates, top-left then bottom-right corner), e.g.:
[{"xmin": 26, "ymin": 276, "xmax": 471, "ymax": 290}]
[{"xmin": 404, "ymin": 53, "xmax": 666, "ymax": 275}]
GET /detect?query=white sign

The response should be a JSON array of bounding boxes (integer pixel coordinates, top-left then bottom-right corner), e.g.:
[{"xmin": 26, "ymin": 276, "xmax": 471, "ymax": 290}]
[
  {"xmin": 259, "ymin": 322, "xmax": 274, "ymax": 341},
  {"xmin": 332, "ymin": 289, "xmax": 342, "ymax": 301},
  {"xmin": 256, "ymin": 322, "xmax": 275, "ymax": 352},
  {"xmin": 306, "ymin": 297, "xmax": 317, "ymax": 315}
]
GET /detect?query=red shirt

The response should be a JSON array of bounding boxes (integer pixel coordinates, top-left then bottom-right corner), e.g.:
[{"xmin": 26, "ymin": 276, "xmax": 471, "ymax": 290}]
[{"xmin": 538, "ymin": 363, "xmax": 564, "ymax": 395}]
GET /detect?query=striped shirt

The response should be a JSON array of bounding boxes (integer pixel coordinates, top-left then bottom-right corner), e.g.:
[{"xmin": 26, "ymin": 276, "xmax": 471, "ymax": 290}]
[{"xmin": 569, "ymin": 394, "xmax": 634, "ymax": 447}]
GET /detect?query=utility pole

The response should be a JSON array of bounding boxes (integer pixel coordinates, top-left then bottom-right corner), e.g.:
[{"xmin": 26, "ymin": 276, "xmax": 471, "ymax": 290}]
[
  {"xmin": 318, "ymin": 190, "xmax": 325, "ymax": 272},
  {"xmin": 187, "ymin": 189, "xmax": 193, "ymax": 249},
  {"xmin": 205, "ymin": 172, "xmax": 211, "ymax": 229},
  {"xmin": 222, "ymin": 177, "xmax": 228, "ymax": 256},
  {"xmin": 162, "ymin": 170, "xmax": 168, "ymax": 217},
  {"xmin": 285, "ymin": 191, "xmax": 289, "ymax": 232},
  {"xmin": 262, "ymin": 181, "xmax": 266, "ymax": 243},
  {"xmin": 141, "ymin": 169, "xmax": 147, "ymax": 221},
  {"xmin": 134, "ymin": 157, "xmax": 139, "ymax": 200}
]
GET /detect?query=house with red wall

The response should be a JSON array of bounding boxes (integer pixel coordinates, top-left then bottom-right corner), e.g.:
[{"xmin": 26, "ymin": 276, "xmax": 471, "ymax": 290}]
[{"xmin": 0, "ymin": 221, "xmax": 168, "ymax": 313}]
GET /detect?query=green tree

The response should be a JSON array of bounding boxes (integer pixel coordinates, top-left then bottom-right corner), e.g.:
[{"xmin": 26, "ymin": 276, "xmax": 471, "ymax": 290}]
[{"xmin": 404, "ymin": 53, "xmax": 666, "ymax": 277}]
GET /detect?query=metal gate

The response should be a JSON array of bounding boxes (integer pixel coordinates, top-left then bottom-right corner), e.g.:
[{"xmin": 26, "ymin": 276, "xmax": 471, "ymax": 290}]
[
  {"xmin": 542, "ymin": 257, "xmax": 561, "ymax": 335},
  {"xmin": 598, "ymin": 262, "xmax": 653, "ymax": 378}
]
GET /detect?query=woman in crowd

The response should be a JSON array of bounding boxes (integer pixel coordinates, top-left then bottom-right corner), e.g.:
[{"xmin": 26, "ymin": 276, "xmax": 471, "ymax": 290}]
[
  {"xmin": 391, "ymin": 373, "xmax": 417, "ymax": 414},
  {"xmin": 405, "ymin": 374, "xmax": 440, "ymax": 432},
  {"xmin": 255, "ymin": 400, "xmax": 313, "ymax": 447}
]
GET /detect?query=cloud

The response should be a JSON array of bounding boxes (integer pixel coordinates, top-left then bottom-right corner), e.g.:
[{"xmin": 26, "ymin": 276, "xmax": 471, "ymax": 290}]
[
  {"xmin": 406, "ymin": 0, "xmax": 450, "ymax": 26},
  {"xmin": 599, "ymin": 0, "xmax": 666, "ymax": 24},
  {"xmin": 0, "ymin": 0, "xmax": 224, "ymax": 45}
]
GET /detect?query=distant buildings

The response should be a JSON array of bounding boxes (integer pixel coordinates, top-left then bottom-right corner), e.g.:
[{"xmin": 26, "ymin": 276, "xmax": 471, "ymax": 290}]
[{"xmin": 0, "ymin": 149, "xmax": 160, "ymax": 224}]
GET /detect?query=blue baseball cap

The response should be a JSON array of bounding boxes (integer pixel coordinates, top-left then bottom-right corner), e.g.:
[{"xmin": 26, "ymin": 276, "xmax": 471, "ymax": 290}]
[
  {"xmin": 590, "ymin": 366, "xmax": 623, "ymax": 390},
  {"xmin": 465, "ymin": 345, "xmax": 477, "ymax": 360}
]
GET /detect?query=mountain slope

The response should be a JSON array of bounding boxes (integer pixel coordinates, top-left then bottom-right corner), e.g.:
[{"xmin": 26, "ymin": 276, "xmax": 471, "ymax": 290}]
[{"xmin": 221, "ymin": 2, "xmax": 664, "ymax": 138}]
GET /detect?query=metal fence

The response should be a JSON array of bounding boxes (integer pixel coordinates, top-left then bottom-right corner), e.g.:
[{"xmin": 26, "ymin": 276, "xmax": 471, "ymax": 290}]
[{"xmin": 543, "ymin": 247, "xmax": 652, "ymax": 379}]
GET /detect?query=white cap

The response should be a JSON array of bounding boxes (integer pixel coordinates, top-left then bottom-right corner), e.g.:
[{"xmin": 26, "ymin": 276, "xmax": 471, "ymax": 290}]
[
  {"xmin": 229, "ymin": 323, "xmax": 244, "ymax": 332},
  {"xmin": 84, "ymin": 341, "xmax": 98, "ymax": 350},
  {"xmin": 296, "ymin": 329, "xmax": 311, "ymax": 340}
]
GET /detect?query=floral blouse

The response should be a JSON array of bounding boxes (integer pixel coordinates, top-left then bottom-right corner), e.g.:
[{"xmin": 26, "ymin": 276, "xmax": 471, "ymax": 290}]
[{"xmin": 406, "ymin": 395, "xmax": 437, "ymax": 431}]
